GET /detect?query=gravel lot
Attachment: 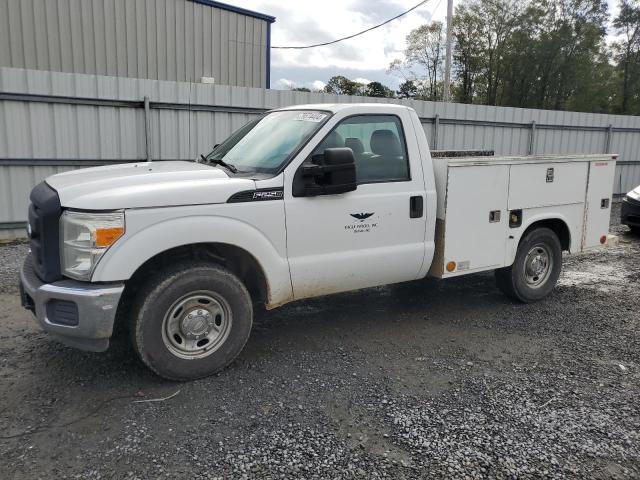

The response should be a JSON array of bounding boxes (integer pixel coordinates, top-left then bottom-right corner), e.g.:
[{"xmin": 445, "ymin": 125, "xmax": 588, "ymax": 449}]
[{"xmin": 1, "ymin": 204, "xmax": 638, "ymax": 479}]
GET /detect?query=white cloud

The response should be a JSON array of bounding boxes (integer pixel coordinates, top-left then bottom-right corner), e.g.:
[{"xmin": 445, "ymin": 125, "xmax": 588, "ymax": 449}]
[
  {"xmin": 353, "ymin": 77, "xmax": 372, "ymax": 85},
  {"xmin": 311, "ymin": 80, "xmax": 327, "ymax": 91},
  {"xmin": 273, "ymin": 78, "xmax": 329, "ymax": 91},
  {"xmin": 273, "ymin": 77, "xmax": 296, "ymax": 89},
  {"xmin": 231, "ymin": 0, "xmax": 448, "ymax": 80}
]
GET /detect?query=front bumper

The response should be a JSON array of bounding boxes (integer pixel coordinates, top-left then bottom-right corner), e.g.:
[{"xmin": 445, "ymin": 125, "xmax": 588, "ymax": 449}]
[
  {"xmin": 621, "ymin": 196, "xmax": 640, "ymax": 227},
  {"xmin": 19, "ymin": 255, "xmax": 124, "ymax": 352}
]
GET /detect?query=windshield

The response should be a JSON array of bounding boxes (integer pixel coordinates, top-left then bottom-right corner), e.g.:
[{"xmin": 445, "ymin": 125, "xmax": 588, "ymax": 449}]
[{"xmin": 206, "ymin": 110, "xmax": 330, "ymax": 174}]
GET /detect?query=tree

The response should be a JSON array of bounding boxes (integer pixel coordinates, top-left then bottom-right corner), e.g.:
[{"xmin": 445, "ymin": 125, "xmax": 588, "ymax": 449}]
[
  {"xmin": 389, "ymin": 22, "xmax": 446, "ymax": 100},
  {"xmin": 323, "ymin": 76, "xmax": 365, "ymax": 95},
  {"xmin": 322, "ymin": 76, "xmax": 394, "ymax": 98},
  {"xmin": 397, "ymin": 80, "xmax": 418, "ymax": 99},
  {"xmin": 525, "ymin": 0, "xmax": 609, "ymax": 111},
  {"xmin": 291, "ymin": 87, "xmax": 311, "ymax": 92},
  {"xmin": 446, "ymin": 0, "xmax": 611, "ymax": 112},
  {"xmin": 451, "ymin": 5, "xmax": 485, "ymax": 103},
  {"xmin": 365, "ymin": 81, "xmax": 394, "ymax": 97},
  {"xmin": 313, "ymin": 0, "xmax": 626, "ymax": 113},
  {"xmin": 613, "ymin": 0, "xmax": 640, "ymax": 114},
  {"xmin": 452, "ymin": 0, "xmax": 525, "ymax": 105}
]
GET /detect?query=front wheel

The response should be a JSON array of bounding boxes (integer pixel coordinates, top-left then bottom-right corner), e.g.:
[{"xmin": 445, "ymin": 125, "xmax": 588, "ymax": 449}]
[
  {"xmin": 495, "ymin": 227, "xmax": 562, "ymax": 303},
  {"xmin": 130, "ymin": 262, "xmax": 253, "ymax": 381}
]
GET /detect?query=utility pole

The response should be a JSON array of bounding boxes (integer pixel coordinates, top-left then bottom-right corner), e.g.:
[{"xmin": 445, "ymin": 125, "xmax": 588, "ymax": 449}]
[{"xmin": 443, "ymin": 0, "xmax": 453, "ymax": 103}]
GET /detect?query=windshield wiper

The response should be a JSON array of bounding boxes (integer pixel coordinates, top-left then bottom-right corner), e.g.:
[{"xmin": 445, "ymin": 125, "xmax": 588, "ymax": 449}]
[{"xmin": 200, "ymin": 154, "xmax": 238, "ymax": 174}]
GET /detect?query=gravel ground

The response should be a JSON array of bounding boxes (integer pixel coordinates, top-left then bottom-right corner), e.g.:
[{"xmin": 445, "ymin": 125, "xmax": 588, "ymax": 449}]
[
  {"xmin": 0, "ymin": 203, "xmax": 638, "ymax": 479},
  {"xmin": 0, "ymin": 242, "xmax": 27, "ymax": 294}
]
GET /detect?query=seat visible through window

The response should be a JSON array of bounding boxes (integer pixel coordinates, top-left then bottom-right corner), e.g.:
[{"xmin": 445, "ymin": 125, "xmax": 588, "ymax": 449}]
[
  {"xmin": 345, "ymin": 137, "xmax": 365, "ymax": 155},
  {"xmin": 310, "ymin": 115, "xmax": 410, "ymax": 183}
]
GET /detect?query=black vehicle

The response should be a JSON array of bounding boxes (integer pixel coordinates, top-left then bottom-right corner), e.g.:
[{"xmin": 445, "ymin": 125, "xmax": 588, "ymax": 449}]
[{"xmin": 621, "ymin": 185, "xmax": 640, "ymax": 234}]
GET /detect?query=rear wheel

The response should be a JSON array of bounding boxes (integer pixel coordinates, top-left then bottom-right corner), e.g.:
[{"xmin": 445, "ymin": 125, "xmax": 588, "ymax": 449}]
[
  {"xmin": 495, "ymin": 227, "xmax": 562, "ymax": 303},
  {"xmin": 130, "ymin": 262, "xmax": 252, "ymax": 381}
]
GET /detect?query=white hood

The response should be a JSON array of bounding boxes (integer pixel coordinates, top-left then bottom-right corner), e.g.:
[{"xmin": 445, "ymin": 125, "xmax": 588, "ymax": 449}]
[{"xmin": 46, "ymin": 161, "xmax": 256, "ymax": 210}]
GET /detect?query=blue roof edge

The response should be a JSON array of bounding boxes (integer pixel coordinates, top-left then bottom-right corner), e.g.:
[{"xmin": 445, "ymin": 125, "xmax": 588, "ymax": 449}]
[{"xmin": 189, "ymin": 0, "xmax": 276, "ymax": 23}]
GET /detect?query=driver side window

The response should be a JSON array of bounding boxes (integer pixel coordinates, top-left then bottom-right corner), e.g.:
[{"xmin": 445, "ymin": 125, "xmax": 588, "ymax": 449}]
[{"xmin": 310, "ymin": 115, "xmax": 410, "ymax": 184}]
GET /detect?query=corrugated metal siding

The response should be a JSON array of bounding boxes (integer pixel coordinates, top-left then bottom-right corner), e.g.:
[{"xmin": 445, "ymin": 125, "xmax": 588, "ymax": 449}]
[
  {"xmin": 1, "ymin": 67, "xmax": 640, "ymax": 239},
  {"xmin": 0, "ymin": 0, "xmax": 268, "ymax": 87}
]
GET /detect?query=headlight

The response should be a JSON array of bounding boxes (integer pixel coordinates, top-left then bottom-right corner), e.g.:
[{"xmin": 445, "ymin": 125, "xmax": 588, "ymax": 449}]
[
  {"xmin": 628, "ymin": 188, "xmax": 640, "ymax": 201},
  {"xmin": 61, "ymin": 210, "xmax": 125, "ymax": 280}
]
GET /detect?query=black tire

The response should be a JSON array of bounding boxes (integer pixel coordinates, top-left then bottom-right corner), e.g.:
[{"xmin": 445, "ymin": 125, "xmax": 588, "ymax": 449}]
[
  {"xmin": 630, "ymin": 225, "xmax": 640, "ymax": 235},
  {"xmin": 495, "ymin": 227, "xmax": 562, "ymax": 303},
  {"xmin": 130, "ymin": 262, "xmax": 252, "ymax": 381}
]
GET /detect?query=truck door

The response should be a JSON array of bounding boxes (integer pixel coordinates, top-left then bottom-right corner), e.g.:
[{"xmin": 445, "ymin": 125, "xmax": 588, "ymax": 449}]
[{"xmin": 284, "ymin": 111, "xmax": 427, "ymax": 300}]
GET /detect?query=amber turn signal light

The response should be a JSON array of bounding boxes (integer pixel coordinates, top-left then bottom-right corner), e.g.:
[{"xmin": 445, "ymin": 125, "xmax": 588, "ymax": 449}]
[
  {"xmin": 446, "ymin": 261, "xmax": 456, "ymax": 272},
  {"xmin": 95, "ymin": 227, "xmax": 125, "ymax": 247}
]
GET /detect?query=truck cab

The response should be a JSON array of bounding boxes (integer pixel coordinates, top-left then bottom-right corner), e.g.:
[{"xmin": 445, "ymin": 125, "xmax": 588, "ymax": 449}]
[{"xmin": 19, "ymin": 103, "xmax": 616, "ymax": 380}]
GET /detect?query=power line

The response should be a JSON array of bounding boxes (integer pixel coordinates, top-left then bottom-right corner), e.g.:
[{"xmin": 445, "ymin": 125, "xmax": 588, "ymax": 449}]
[{"xmin": 271, "ymin": 0, "xmax": 431, "ymax": 50}]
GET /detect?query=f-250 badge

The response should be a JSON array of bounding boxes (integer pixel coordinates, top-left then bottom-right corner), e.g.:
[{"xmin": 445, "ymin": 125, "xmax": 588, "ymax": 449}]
[{"xmin": 346, "ymin": 213, "xmax": 378, "ymax": 233}]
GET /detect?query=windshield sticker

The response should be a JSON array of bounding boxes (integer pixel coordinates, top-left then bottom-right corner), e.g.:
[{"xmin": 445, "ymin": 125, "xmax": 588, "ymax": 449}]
[{"xmin": 293, "ymin": 112, "xmax": 327, "ymax": 122}]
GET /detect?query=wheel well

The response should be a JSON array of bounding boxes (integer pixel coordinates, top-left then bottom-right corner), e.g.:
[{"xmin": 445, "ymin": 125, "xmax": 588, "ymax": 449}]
[
  {"xmin": 522, "ymin": 218, "xmax": 571, "ymax": 251},
  {"xmin": 122, "ymin": 243, "xmax": 268, "ymax": 306}
]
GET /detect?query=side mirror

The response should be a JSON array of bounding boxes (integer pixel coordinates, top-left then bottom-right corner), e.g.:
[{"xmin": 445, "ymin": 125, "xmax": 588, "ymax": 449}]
[{"xmin": 293, "ymin": 148, "xmax": 357, "ymax": 197}]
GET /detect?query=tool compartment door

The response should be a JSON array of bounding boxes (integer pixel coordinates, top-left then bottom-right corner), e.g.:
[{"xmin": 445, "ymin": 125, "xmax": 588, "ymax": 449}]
[
  {"xmin": 508, "ymin": 162, "xmax": 588, "ymax": 209},
  {"xmin": 583, "ymin": 159, "xmax": 616, "ymax": 249},
  {"xmin": 443, "ymin": 164, "xmax": 509, "ymax": 274}
]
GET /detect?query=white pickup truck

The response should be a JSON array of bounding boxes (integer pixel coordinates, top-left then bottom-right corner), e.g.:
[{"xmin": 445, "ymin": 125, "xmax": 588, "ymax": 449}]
[{"xmin": 20, "ymin": 103, "xmax": 617, "ymax": 380}]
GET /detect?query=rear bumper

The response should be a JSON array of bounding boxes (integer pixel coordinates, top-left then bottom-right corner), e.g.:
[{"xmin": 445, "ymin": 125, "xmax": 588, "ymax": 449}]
[
  {"xmin": 621, "ymin": 197, "xmax": 640, "ymax": 227},
  {"xmin": 19, "ymin": 255, "xmax": 124, "ymax": 352}
]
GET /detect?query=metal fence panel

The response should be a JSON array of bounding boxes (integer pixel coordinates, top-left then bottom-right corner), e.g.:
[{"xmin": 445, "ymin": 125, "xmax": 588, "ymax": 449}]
[{"xmin": 1, "ymin": 66, "xmax": 640, "ymax": 239}]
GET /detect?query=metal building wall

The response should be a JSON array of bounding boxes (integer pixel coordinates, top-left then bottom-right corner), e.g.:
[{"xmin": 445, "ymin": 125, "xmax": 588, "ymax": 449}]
[
  {"xmin": 0, "ymin": 0, "xmax": 270, "ymax": 87},
  {"xmin": 1, "ymin": 67, "xmax": 640, "ymax": 239}
]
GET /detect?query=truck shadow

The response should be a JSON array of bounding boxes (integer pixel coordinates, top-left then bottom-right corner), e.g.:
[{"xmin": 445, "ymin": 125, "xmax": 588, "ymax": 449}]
[{"xmin": 30, "ymin": 271, "xmax": 510, "ymax": 384}]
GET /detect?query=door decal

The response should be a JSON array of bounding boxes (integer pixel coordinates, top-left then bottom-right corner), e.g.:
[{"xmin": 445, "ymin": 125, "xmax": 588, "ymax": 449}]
[
  {"xmin": 350, "ymin": 212, "xmax": 374, "ymax": 221},
  {"xmin": 346, "ymin": 213, "xmax": 378, "ymax": 233}
]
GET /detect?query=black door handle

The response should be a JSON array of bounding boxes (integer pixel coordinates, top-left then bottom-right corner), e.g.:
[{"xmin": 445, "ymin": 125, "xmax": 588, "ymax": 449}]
[{"xmin": 410, "ymin": 196, "xmax": 423, "ymax": 218}]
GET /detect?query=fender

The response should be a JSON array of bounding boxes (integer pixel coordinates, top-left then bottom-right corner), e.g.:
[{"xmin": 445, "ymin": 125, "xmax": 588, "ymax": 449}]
[
  {"xmin": 504, "ymin": 206, "xmax": 581, "ymax": 267},
  {"xmin": 92, "ymin": 213, "xmax": 293, "ymax": 308}
]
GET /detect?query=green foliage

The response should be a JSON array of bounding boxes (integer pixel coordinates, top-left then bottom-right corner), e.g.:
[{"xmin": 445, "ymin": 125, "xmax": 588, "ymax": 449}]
[
  {"xmin": 316, "ymin": 0, "xmax": 638, "ymax": 114},
  {"xmin": 389, "ymin": 22, "xmax": 445, "ymax": 100},
  {"xmin": 390, "ymin": 0, "xmax": 640, "ymax": 115},
  {"xmin": 323, "ymin": 76, "xmax": 365, "ymax": 95},
  {"xmin": 365, "ymin": 81, "xmax": 395, "ymax": 97},
  {"xmin": 323, "ymin": 76, "xmax": 395, "ymax": 98},
  {"xmin": 612, "ymin": 0, "xmax": 640, "ymax": 114},
  {"xmin": 397, "ymin": 80, "xmax": 418, "ymax": 98}
]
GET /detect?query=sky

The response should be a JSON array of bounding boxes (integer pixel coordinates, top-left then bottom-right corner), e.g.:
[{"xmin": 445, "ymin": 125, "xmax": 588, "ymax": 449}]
[{"xmin": 229, "ymin": 0, "xmax": 623, "ymax": 91}]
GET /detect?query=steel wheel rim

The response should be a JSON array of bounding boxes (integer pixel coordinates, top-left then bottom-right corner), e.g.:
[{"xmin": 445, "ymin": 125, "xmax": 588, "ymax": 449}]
[
  {"xmin": 524, "ymin": 243, "xmax": 553, "ymax": 288},
  {"xmin": 161, "ymin": 291, "xmax": 232, "ymax": 360}
]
